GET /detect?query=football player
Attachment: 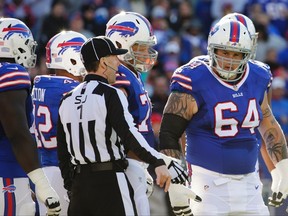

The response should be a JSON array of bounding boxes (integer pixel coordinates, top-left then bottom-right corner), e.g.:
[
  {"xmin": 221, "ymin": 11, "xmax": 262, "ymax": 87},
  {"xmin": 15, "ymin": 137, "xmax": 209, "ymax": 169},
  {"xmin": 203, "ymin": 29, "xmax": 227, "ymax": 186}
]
[
  {"xmin": 32, "ymin": 30, "xmax": 87, "ymax": 215},
  {"xmin": 105, "ymin": 11, "xmax": 195, "ymax": 215},
  {"xmin": 0, "ymin": 17, "xmax": 60, "ymax": 216},
  {"xmin": 160, "ymin": 19, "xmax": 288, "ymax": 215}
]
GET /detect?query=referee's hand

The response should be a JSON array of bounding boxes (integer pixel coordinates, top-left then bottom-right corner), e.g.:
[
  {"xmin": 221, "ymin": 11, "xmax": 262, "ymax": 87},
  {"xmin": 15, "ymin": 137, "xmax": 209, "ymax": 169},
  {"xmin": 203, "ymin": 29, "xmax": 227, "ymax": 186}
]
[{"xmin": 155, "ymin": 165, "xmax": 171, "ymax": 192}]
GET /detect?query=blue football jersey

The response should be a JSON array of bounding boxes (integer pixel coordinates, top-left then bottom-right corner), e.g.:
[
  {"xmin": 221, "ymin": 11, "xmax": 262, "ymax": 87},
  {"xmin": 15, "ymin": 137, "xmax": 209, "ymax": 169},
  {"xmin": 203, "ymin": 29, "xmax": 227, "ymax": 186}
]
[
  {"xmin": 112, "ymin": 64, "xmax": 155, "ymax": 149},
  {"xmin": 32, "ymin": 75, "xmax": 80, "ymax": 166},
  {"xmin": 0, "ymin": 63, "xmax": 33, "ymax": 177},
  {"xmin": 171, "ymin": 57, "xmax": 272, "ymax": 174}
]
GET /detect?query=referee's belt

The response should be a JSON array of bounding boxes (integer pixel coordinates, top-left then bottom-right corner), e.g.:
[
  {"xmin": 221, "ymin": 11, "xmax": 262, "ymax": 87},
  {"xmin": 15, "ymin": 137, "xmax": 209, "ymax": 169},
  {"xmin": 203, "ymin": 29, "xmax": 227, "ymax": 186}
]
[{"xmin": 75, "ymin": 159, "xmax": 129, "ymax": 173}]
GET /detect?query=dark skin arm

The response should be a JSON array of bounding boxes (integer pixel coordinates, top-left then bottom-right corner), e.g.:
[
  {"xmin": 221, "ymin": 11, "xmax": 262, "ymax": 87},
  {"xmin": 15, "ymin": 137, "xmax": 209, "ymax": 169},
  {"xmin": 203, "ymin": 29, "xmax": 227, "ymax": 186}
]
[{"xmin": 0, "ymin": 89, "xmax": 40, "ymax": 173}]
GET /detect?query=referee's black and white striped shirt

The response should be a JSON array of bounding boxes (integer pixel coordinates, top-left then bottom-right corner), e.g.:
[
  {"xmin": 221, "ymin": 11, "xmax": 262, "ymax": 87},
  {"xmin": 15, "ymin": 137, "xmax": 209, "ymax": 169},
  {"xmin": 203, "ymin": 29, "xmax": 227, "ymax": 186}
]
[{"xmin": 57, "ymin": 74, "xmax": 164, "ymax": 167}]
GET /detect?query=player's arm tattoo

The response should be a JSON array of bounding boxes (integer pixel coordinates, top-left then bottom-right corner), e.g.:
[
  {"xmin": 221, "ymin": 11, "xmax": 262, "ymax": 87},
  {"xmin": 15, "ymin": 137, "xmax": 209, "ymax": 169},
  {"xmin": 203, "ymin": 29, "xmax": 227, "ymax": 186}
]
[
  {"xmin": 262, "ymin": 107, "xmax": 288, "ymax": 163},
  {"xmin": 164, "ymin": 92, "xmax": 196, "ymax": 120},
  {"xmin": 264, "ymin": 128, "xmax": 287, "ymax": 163},
  {"xmin": 262, "ymin": 107, "xmax": 272, "ymax": 118}
]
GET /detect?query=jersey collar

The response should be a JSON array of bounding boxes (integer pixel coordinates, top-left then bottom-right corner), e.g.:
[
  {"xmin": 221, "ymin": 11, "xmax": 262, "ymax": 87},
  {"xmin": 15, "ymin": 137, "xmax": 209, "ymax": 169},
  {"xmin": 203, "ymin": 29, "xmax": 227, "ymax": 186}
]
[{"xmin": 84, "ymin": 74, "xmax": 108, "ymax": 84}]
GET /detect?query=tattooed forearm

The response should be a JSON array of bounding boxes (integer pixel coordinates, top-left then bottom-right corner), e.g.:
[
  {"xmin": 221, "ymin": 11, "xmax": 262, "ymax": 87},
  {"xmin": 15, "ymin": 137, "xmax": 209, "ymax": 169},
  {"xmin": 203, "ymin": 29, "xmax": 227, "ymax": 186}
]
[
  {"xmin": 264, "ymin": 128, "xmax": 288, "ymax": 163},
  {"xmin": 164, "ymin": 92, "xmax": 195, "ymax": 120},
  {"xmin": 160, "ymin": 149, "xmax": 187, "ymax": 169},
  {"xmin": 262, "ymin": 107, "xmax": 272, "ymax": 118}
]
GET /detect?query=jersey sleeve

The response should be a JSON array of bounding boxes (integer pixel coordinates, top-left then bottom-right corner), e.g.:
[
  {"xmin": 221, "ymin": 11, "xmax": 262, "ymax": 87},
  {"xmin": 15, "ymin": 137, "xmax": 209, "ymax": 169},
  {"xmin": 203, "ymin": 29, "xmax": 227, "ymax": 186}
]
[
  {"xmin": 113, "ymin": 72, "xmax": 131, "ymax": 88},
  {"xmin": 250, "ymin": 60, "xmax": 273, "ymax": 92},
  {"xmin": 0, "ymin": 63, "xmax": 31, "ymax": 92},
  {"xmin": 170, "ymin": 61, "xmax": 205, "ymax": 106}
]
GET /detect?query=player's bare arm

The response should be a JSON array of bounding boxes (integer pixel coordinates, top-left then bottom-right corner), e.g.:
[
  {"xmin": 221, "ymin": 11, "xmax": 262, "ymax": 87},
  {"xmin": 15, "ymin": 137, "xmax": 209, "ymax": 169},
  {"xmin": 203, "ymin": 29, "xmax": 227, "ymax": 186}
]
[
  {"xmin": 260, "ymin": 143, "xmax": 276, "ymax": 172},
  {"xmin": 260, "ymin": 88, "xmax": 276, "ymax": 172},
  {"xmin": 0, "ymin": 90, "xmax": 39, "ymax": 173},
  {"xmin": 163, "ymin": 92, "xmax": 197, "ymax": 120},
  {"xmin": 259, "ymin": 93, "xmax": 288, "ymax": 209},
  {"xmin": 160, "ymin": 92, "xmax": 197, "ymax": 158},
  {"xmin": 259, "ymin": 93, "xmax": 288, "ymax": 164}
]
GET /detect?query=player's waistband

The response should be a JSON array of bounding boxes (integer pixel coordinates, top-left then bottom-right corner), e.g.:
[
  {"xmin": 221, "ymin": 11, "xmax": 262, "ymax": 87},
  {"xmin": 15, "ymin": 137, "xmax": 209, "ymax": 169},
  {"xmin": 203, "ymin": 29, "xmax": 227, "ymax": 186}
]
[
  {"xmin": 192, "ymin": 165, "xmax": 254, "ymax": 180},
  {"xmin": 75, "ymin": 159, "xmax": 129, "ymax": 173}
]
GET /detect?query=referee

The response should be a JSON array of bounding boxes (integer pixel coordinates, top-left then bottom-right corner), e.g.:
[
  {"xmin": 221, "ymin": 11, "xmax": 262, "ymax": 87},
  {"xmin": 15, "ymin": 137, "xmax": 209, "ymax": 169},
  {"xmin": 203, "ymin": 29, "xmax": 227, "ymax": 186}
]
[{"xmin": 57, "ymin": 36, "xmax": 171, "ymax": 216}]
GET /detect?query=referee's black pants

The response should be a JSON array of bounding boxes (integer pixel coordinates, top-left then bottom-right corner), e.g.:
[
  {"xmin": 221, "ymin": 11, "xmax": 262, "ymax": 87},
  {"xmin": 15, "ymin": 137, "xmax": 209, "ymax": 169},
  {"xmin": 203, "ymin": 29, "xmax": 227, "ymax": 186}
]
[{"xmin": 68, "ymin": 164, "xmax": 137, "ymax": 216}]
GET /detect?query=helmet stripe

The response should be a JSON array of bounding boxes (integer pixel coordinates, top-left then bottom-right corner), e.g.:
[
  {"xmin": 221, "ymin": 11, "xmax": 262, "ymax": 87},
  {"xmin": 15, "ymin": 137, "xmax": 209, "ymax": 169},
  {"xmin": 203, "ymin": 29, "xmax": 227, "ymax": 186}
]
[
  {"xmin": 229, "ymin": 21, "xmax": 240, "ymax": 42},
  {"xmin": 2, "ymin": 27, "xmax": 28, "ymax": 33},
  {"xmin": 57, "ymin": 42, "xmax": 83, "ymax": 47},
  {"xmin": 107, "ymin": 25, "xmax": 134, "ymax": 33},
  {"xmin": 235, "ymin": 15, "xmax": 247, "ymax": 28}
]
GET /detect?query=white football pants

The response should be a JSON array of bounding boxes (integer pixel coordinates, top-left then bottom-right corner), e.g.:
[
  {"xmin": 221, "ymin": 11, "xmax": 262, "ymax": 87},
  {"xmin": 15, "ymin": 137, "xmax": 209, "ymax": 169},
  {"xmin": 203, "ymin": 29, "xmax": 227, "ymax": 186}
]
[
  {"xmin": 190, "ymin": 165, "xmax": 270, "ymax": 216},
  {"xmin": 0, "ymin": 177, "xmax": 35, "ymax": 216}
]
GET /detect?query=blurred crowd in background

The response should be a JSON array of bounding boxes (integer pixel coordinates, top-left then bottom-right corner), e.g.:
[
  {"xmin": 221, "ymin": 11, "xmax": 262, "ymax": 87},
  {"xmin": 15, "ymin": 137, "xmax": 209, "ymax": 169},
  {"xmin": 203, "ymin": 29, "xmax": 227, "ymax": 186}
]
[{"xmin": 2, "ymin": 0, "xmax": 288, "ymax": 211}]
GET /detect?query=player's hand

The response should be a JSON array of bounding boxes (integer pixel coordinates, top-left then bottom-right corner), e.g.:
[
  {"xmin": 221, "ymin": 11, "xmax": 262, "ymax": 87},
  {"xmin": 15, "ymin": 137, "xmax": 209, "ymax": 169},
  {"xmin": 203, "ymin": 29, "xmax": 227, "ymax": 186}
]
[
  {"xmin": 160, "ymin": 153, "xmax": 189, "ymax": 184},
  {"xmin": 268, "ymin": 159, "xmax": 288, "ymax": 207},
  {"xmin": 155, "ymin": 165, "xmax": 171, "ymax": 192},
  {"xmin": 28, "ymin": 168, "xmax": 61, "ymax": 215},
  {"xmin": 145, "ymin": 169, "xmax": 154, "ymax": 197},
  {"xmin": 168, "ymin": 184, "xmax": 202, "ymax": 216}
]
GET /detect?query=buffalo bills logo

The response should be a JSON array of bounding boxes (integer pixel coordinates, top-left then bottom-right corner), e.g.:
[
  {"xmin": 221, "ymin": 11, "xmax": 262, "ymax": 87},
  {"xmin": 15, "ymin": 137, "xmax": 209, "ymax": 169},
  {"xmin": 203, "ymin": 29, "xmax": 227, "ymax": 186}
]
[
  {"xmin": 2, "ymin": 23, "xmax": 30, "ymax": 40},
  {"xmin": 57, "ymin": 37, "xmax": 85, "ymax": 55},
  {"xmin": 34, "ymin": 76, "xmax": 41, "ymax": 83},
  {"xmin": 2, "ymin": 184, "xmax": 16, "ymax": 193},
  {"xmin": 106, "ymin": 22, "xmax": 139, "ymax": 37},
  {"xmin": 210, "ymin": 25, "xmax": 219, "ymax": 36}
]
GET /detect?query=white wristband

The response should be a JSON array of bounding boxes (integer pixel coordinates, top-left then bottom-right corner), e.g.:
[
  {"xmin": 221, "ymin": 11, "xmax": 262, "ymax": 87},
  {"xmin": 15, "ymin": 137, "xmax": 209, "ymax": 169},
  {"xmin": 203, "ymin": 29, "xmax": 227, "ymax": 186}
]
[
  {"xmin": 27, "ymin": 168, "xmax": 59, "ymax": 204},
  {"xmin": 275, "ymin": 159, "xmax": 288, "ymax": 178},
  {"xmin": 271, "ymin": 168, "xmax": 280, "ymax": 191},
  {"xmin": 27, "ymin": 168, "xmax": 49, "ymax": 185}
]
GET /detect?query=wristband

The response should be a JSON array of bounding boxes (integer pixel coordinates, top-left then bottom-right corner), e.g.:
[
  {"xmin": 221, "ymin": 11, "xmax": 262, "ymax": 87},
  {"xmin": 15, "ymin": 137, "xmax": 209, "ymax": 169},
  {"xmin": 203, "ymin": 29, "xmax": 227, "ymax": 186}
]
[
  {"xmin": 270, "ymin": 168, "xmax": 280, "ymax": 191},
  {"xmin": 275, "ymin": 159, "xmax": 288, "ymax": 178},
  {"xmin": 27, "ymin": 168, "xmax": 49, "ymax": 185}
]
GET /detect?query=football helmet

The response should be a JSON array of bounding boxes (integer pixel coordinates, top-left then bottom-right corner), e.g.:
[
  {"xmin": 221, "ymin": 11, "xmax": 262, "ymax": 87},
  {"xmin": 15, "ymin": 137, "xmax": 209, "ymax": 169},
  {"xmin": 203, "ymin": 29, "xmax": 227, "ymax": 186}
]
[
  {"xmin": 219, "ymin": 13, "xmax": 258, "ymax": 59},
  {"xmin": 208, "ymin": 20, "xmax": 252, "ymax": 82},
  {"xmin": 105, "ymin": 11, "xmax": 158, "ymax": 72},
  {"xmin": 0, "ymin": 17, "xmax": 37, "ymax": 68},
  {"xmin": 46, "ymin": 31, "xmax": 87, "ymax": 76}
]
